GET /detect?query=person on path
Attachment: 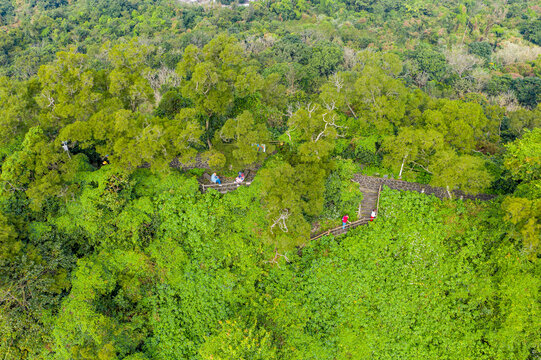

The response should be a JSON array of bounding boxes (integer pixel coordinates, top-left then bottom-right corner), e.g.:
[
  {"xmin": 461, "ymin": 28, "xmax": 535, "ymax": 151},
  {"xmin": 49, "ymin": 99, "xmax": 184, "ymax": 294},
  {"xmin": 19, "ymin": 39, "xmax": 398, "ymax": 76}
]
[
  {"xmin": 370, "ymin": 209, "xmax": 377, "ymax": 222},
  {"xmin": 235, "ymin": 172, "xmax": 245, "ymax": 184},
  {"xmin": 211, "ymin": 172, "xmax": 222, "ymax": 185},
  {"xmin": 342, "ymin": 214, "xmax": 350, "ymax": 229}
]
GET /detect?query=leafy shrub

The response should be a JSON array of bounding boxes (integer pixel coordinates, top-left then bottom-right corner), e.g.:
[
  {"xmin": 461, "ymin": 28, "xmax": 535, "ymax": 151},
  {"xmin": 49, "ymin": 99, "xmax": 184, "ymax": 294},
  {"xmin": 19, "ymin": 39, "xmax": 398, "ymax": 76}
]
[
  {"xmin": 520, "ymin": 19, "xmax": 541, "ymax": 45},
  {"xmin": 468, "ymin": 41, "xmax": 492, "ymax": 60}
]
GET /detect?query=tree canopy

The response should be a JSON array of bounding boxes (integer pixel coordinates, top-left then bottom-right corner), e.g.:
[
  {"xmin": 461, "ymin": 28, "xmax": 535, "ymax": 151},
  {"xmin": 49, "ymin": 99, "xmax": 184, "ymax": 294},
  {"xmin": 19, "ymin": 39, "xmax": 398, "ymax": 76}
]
[{"xmin": 0, "ymin": 0, "xmax": 540, "ymax": 358}]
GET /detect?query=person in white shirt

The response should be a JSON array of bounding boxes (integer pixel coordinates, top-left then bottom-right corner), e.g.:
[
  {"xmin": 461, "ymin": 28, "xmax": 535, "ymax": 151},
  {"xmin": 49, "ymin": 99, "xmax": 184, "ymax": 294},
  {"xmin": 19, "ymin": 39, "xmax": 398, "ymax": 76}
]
[
  {"xmin": 370, "ymin": 209, "xmax": 377, "ymax": 222},
  {"xmin": 235, "ymin": 172, "xmax": 245, "ymax": 184}
]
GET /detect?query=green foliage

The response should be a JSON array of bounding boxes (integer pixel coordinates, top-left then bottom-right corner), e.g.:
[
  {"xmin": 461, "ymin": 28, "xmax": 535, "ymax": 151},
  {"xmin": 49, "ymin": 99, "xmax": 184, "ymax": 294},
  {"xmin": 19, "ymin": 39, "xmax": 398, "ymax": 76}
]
[
  {"xmin": 322, "ymin": 158, "xmax": 363, "ymax": 219},
  {"xmin": 504, "ymin": 128, "xmax": 541, "ymax": 182},
  {"xmin": 36, "ymin": 51, "xmax": 102, "ymax": 129},
  {"xmin": 512, "ymin": 77, "xmax": 541, "ymax": 109},
  {"xmin": 200, "ymin": 320, "xmax": 277, "ymax": 360},
  {"xmin": 271, "ymin": 0, "xmax": 308, "ymax": 20},
  {"xmin": 1, "ymin": 126, "xmax": 90, "ymax": 211},
  {"xmin": 154, "ymin": 90, "xmax": 192, "ymax": 119},
  {"xmin": 1, "ymin": 221, "xmax": 77, "ymax": 360},
  {"xmin": 382, "ymin": 127, "xmax": 444, "ymax": 178},
  {"xmin": 53, "ymin": 250, "xmax": 154, "ymax": 359},
  {"xmin": 0, "ymin": 76, "xmax": 39, "ymax": 147},
  {"xmin": 408, "ymin": 43, "xmax": 448, "ymax": 82},
  {"xmin": 105, "ymin": 40, "xmax": 155, "ymax": 111},
  {"xmin": 507, "ymin": 104, "xmax": 541, "ymax": 137},
  {"xmin": 218, "ymin": 110, "xmax": 273, "ymax": 166},
  {"xmin": 307, "ymin": 41, "xmax": 344, "ymax": 77},
  {"xmin": 176, "ymin": 34, "xmax": 263, "ymax": 148},
  {"xmin": 0, "ymin": 1, "xmax": 540, "ymax": 358},
  {"xmin": 485, "ymin": 75, "xmax": 513, "ymax": 97},
  {"xmin": 501, "ymin": 129, "xmax": 541, "ymax": 256},
  {"xmin": 468, "ymin": 41, "xmax": 492, "ymax": 60},
  {"xmin": 520, "ymin": 19, "xmax": 541, "ymax": 45},
  {"xmin": 0, "ymin": 212, "xmax": 21, "ymax": 261},
  {"xmin": 259, "ymin": 188, "xmax": 541, "ymax": 359},
  {"xmin": 256, "ymin": 160, "xmax": 321, "ymax": 249}
]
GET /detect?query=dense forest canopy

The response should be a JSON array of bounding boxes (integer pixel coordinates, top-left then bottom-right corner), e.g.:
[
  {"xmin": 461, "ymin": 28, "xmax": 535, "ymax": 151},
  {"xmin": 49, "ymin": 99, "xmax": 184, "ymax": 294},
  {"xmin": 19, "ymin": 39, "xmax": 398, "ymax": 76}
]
[{"xmin": 0, "ymin": 0, "xmax": 540, "ymax": 359}]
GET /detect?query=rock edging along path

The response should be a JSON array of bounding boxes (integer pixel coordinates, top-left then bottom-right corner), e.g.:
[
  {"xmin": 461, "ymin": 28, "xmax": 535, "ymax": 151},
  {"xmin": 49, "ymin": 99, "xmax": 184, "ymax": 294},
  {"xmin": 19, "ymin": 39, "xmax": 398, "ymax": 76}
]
[
  {"xmin": 199, "ymin": 172, "xmax": 496, "ymax": 203},
  {"xmin": 200, "ymin": 181, "xmax": 252, "ymax": 194},
  {"xmin": 352, "ymin": 175, "xmax": 496, "ymax": 201}
]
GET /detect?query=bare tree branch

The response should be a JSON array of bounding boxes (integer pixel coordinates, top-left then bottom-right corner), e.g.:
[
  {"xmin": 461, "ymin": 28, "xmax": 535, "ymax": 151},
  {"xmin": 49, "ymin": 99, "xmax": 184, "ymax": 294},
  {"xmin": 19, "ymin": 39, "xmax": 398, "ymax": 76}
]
[
  {"xmin": 314, "ymin": 113, "xmax": 347, "ymax": 142},
  {"xmin": 270, "ymin": 209, "xmax": 290, "ymax": 234},
  {"xmin": 331, "ymin": 72, "xmax": 343, "ymax": 93},
  {"xmin": 306, "ymin": 102, "xmax": 318, "ymax": 118},
  {"xmin": 264, "ymin": 248, "xmax": 291, "ymax": 267},
  {"xmin": 323, "ymin": 100, "xmax": 336, "ymax": 111}
]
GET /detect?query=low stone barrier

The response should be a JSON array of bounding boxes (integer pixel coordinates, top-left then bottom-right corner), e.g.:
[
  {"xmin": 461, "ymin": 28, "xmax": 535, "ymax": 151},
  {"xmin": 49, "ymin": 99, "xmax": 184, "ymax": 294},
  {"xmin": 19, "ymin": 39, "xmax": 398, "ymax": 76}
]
[{"xmin": 352, "ymin": 175, "xmax": 496, "ymax": 201}]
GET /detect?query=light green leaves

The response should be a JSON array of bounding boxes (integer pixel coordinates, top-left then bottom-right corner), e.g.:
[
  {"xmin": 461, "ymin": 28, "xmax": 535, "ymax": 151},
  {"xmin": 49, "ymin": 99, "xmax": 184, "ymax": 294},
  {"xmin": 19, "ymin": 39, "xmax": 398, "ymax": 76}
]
[
  {"xmin": 430, "ymin": 151, "xmax": 493, "ymax": 195},
  {"xmin": 219, "ymin": 111, "xmax": 272, "ymax": 166},
  {"xmin": 504, "ymin": 128, "xmax": 541, "ymax": 182},
  {"xmin": 105, "ymin": 40, "xmax": 154, "ymax": 111},
  {"xmin": 200, "ymin": 320, "xmax": 277, "ymax": 360},
  {"xmin": 423, "ymin": 99, "xmax": 490, "ymax": 153},
  {"xmin": 176, "ymin": 34, "xmax": 263, "ymax": 150},
  {"xmin": 36, "ymin": 51, "xmax": 101, "ymax": 128}
]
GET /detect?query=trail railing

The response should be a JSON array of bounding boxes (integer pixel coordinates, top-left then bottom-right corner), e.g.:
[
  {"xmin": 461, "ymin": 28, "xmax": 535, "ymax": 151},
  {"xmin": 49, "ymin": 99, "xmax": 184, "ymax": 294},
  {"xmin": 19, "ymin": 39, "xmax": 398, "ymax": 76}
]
[
  {"xmin": 199, "ymin": 181, "xmax": 252, "ymax": 193},
  {"xmin": 310, "ymin": 184, "xmax": 382, "ymax": 241},
  {"xmin": 310, "ymin": 218, "xmax": 371, "ymax": 241}
]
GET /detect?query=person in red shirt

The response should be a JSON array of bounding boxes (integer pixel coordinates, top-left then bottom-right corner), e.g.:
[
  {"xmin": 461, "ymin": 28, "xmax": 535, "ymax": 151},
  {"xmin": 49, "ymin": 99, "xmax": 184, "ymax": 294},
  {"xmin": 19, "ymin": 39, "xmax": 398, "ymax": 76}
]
[{"xmin": 342, "ymin": 215, "xmax": 349, "ymax": 229}]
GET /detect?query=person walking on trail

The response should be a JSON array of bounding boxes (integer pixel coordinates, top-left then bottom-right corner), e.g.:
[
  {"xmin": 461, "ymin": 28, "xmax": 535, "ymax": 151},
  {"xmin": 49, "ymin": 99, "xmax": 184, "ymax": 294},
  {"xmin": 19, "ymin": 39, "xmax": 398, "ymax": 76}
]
[
  {"xmin": 342, "ymin": 214, "xmax": 350, "ymax": 229},
  {"xmin": 211, "ymin": 172, "xmax": 222, "ymax": 185},
  {"xmin": 370, "ymin": 209, "xmax": 377, "ymax": 222},
  {"xmin": 235, "ymin": 172, "xmax": 245, "ymax": 184}
]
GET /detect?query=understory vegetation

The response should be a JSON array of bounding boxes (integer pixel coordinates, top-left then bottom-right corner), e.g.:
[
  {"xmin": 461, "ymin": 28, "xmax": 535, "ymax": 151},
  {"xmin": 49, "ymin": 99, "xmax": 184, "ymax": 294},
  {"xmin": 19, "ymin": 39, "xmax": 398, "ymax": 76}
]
[{"xmin": 0, "ymin": 0, "xmax": 540, "ymax": 358}]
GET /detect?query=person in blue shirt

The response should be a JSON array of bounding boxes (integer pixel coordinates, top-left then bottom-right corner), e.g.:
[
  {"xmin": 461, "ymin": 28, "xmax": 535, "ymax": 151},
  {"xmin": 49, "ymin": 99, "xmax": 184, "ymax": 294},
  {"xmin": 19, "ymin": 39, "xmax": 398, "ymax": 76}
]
[{"xmin": 211, "ymin": 172, "xmax": 222, "ymax": 184}]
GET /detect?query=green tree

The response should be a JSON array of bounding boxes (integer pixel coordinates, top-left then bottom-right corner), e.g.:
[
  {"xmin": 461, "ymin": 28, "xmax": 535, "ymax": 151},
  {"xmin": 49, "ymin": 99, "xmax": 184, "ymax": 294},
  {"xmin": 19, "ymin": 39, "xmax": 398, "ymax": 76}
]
[
  {"xmin": 502, "ymin": 128, "xmax": 541, "ymax": 256},
  {"xmin": 351, "ymin": 64, "xmax": 409, "ymax": 134},
  {"xmin": 408, "ymin": 43, "xmax": 448, "ymax": 82},
  {"xmin": 423, "ymin": 99, "xmax": 492, "ymax": 153},
  {"xmin": 176, "ymin": 34, "xmax": 263, "ymax": 149},
  {"xmin": 285, "ymin": 104, "xmax": 345, "ymax": 163},
  {"xmin": 381, "ymin": 127, "xmax": 445, "ymax": 179},
  {"xmin": 53, "ymin": 250, "xmax": 154, "ymax": 359},
  {"xmin": 507, "ymin": 104, "xmax": 541, "ymax": 137},
  {"xmin": 36, "ymin": 51, "xmax": 101, "ymax": 130},
  {"xmin": 105, "ymin": 40, "xmax": 155, "ymax": 112},
  {"xmin": 0, "ymin": 220, "xmax": 76, "ymax": 360},
  {"xmin": 218, "ymin": 110, "xmax": 273, "ymax": 166},
  {"xmin": 0, "ymin": 76, "xmax": 39, "ymax": 149},
  {"xmin": 1, "ymin": 126, "xmax": 88, "ymax": 211},
  {"xmin": 504, "ymin": 128, "xmax": 541, "ymax": 182},
  {"xmin": 257, "ymin": 160, "xmax": 323, "ymax": 249},
  {"xmin": 59, "ymin": 102, "xmax": 203, "ymax": 172},
  {"xmin": 430, "ymin": 150, "xmax": 492, "ymax": 195}
]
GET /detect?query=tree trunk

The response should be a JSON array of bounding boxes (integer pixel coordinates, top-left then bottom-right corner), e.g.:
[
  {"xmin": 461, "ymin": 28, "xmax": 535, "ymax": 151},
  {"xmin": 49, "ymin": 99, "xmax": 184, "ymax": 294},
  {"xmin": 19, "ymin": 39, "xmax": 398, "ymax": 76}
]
[
  {"xmin": 446, "ymin": 185, "xmax": 453, "ymax": 199},
  {"xmin": 398, "ymin": 154, "xmax": 408, "ymax": 179},
  {"xmin": 206, "ymin": 118, "xmax": 212, "ymax": 149}
]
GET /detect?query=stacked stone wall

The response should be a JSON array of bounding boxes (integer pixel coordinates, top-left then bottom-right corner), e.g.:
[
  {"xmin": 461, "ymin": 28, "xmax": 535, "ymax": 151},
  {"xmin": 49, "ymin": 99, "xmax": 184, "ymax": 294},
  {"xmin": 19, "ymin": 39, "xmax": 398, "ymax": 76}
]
[{"xmin": 352, "ymin": 175, "xmax": 496, "ymax": 201}]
